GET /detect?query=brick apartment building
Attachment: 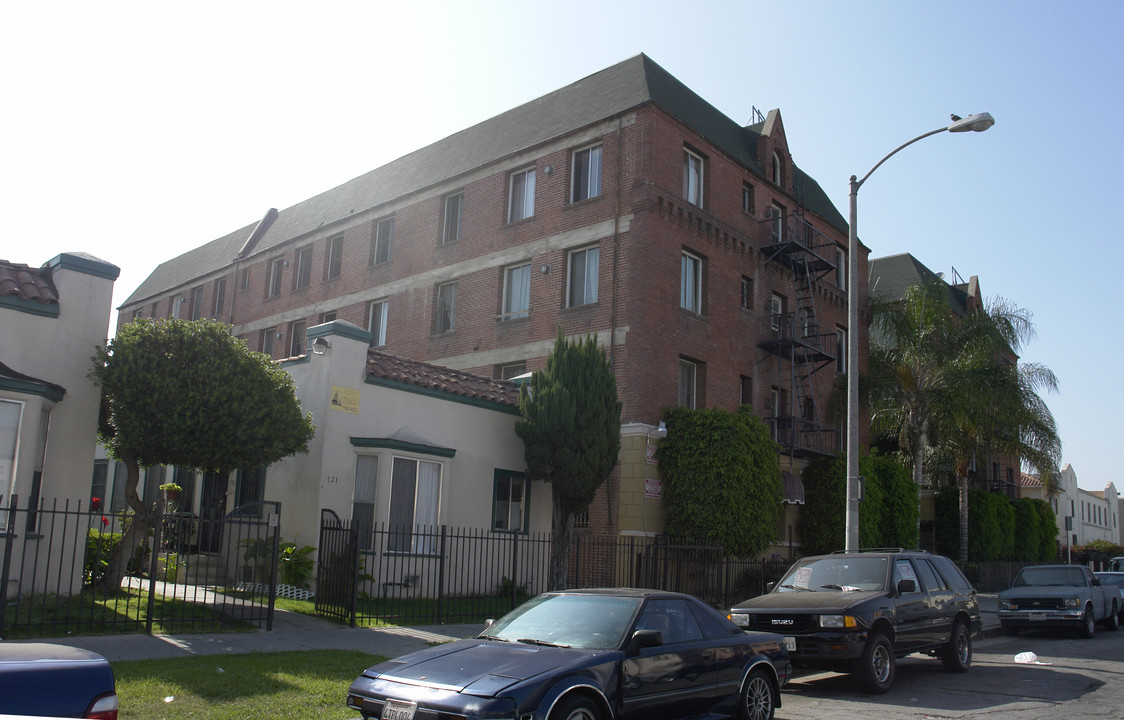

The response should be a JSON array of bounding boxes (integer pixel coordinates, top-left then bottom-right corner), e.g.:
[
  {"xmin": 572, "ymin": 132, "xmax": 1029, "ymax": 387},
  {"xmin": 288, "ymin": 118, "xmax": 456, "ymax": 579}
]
[{"xmin": 119, "ymin": 54, "xmax": 869, "ymax": 543}]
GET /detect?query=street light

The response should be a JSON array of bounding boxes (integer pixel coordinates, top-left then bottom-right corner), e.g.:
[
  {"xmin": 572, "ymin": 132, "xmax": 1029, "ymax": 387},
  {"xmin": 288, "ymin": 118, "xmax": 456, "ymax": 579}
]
[{"xmin": 844, "ymin": 112, "xmax": 995, "ymax": 553}]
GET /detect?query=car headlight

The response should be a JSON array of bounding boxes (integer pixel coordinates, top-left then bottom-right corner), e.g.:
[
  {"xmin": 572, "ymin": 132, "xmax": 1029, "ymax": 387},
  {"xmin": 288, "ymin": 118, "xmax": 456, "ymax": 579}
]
[
  {"xmin": 1000, "ymin": 599, "xmax": 1014, "ymax": 610},
  {"xmin": 819, "ymin": 615, "xmax": 858, "ymax": 629},
  {"xmin": 729, "ymin": 613, "xmax": 750, "ymax": 627},
  {"xmin": 1064, "ymin": 597, "xmax": 1079, "ymax": 608}
]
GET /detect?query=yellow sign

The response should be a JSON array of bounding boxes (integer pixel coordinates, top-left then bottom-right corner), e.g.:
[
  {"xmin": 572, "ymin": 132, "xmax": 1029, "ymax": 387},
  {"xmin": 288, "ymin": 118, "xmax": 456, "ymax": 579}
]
[{"xmin": 330, "ymin": 386, "xmax": 360, "ymax": 414}]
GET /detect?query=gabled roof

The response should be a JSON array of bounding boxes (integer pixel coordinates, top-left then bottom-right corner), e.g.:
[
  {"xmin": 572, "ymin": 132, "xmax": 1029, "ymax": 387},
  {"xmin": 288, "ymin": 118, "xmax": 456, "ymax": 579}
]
[
  {"xmin": 364, "ymin": 349, "xmax": 520, "ymax": 410},
  {"xmin": 125, "ymin": 54, "xmax": 848, "ymax": 306},
  {"xmin": 0, "ymin": 259, "xmax": 59, "ymax": 307},
  {"xmin": 868, "ymin": 253, "xmax": 971, "ymax": 317}
]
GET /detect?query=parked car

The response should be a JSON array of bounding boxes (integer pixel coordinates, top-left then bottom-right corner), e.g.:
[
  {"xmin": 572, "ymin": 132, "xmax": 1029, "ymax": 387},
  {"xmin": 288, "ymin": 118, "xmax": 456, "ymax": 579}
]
[
  {"xmin": 1108, "ymin": 556, "xmax": 1124, "ymax": 572},
  {"xmin": 999, "ymin": 564, "xmax": 1118, "ymax": 637},
  {"xmin": 347, "ymin": 588, "xmax": 791, "ymax": 720},
  {"xmin": 1094, "ymin": 571, "xmax": 1124, "ymax": 622},
  {"xmin": 728, "ymin": 549, "xmax": 979, "ymax": 694},
  {"xmin": 0, "ymin": 643, "xmax": 118, "ymax": 719}
]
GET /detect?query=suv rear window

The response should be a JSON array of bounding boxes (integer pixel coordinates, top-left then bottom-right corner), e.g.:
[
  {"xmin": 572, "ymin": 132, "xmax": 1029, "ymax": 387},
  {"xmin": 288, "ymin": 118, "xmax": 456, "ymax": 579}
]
[{"xmin": 930, "ymin": 555, "xmax": 973, "ymax": 592}]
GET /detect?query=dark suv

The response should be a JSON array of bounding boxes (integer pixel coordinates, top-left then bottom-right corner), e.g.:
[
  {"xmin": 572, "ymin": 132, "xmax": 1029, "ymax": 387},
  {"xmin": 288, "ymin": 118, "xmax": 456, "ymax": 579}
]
[{"xmin": 729, "ymin": 550, "xmax": 979, "ymax": 693}]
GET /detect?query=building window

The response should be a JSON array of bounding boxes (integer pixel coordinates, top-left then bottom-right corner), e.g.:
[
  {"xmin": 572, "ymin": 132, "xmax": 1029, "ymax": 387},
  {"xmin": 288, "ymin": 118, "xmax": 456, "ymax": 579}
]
[
  {"xmin": 326, "ymin": 234, "xmax": 343, "ymax": 280},
  {"xmin": 571, "ymin": 144, "xmax": 602, "ymax": 202},
  {"xmin": 740, "ymin": 375, "xmax": 753, "ymax": 406},
  {"xmin": 130, "ymin": 309, "xmax": 141, "ymax": 322},
  {"xmin": 289, "ymin": 320, "xmax": 306, "ymax": 357},
  {"xmin": 388, "ymin": 457, "xmax": 441, "ymax": 554},
  {"xmin": 836, "ymin": 246, "xmax": 847, "ymax": 290},
  {"xmin": 493, "ymin": 472, "xmax": 529, "ymax": 532},
  {"xmin": 435, "ymin": 282, "xmax": 456, "ymax": 334},
  {"xmin": 680, "ymin": 251, "xmax": 702, "ymax": 314},
  {"xmin": 268, "ymin": 258, "xmax": 284, "ymax": 298},
  {"xmin": 499, "ymin": 362, "xmax": 526, "ymax": 380},
  {"xmin": 262, "ymin": 327, "xmax": 276, "ymax": 357},
  {"xmin": 295, "ymin": 246, "xmax": 313, "ymax": 289},
  {"xmin": 443, "ymin": 192, "xmax": 463, "ymax": 244},
  {"xmin": 740, "ymin": 276, "xmax": 753, "ymax": 310},
  {"xmin": 236, "ymin": 466, "xmax": 266, "ymax": 516},
  {"xmin": 353, "ymin": 455, "xmax": 378, "ymax": 552},
  {"xmin": 241, "ymin": 268, "xmax": 251, "ymax": 291},
  {"xmin": 170, "ymin": 295, "xmax": 181, "ymax": 319},
  {"xmin": 770, "ymin": 294, "xmax": 785, "ymax": 329},
  {"xmin": 772, "ymin": 151, "xmax": 782, "ymax": 185},
  {"xmin": 109, "ymin": 462, "xmax": 128, "ymax": 513},
  {"xmin": 502, "ymin": 264, "xmax": 531, "ymax": 320},
  {"xmin": 190, "ymin": 286, "xmax": 204, "ymax": 320},
  {"xmin": 368, "ymin": 299, "xmax": 388, "ymax": 346},
  {"xmin": 836, "ymin": 327, "xmax": 847, "ymax": 373},
  {"xmin": 742, "ymin": 182, "xmax": 755, "ymax": 215},
  {"xmin": 90, "ymin": 460, "xmax": 108, "ymax": 507},
  {"xmin": 768, "ymin": 203, "xmax": 785, "ymax": 242},
  {"xmin": 508, "ymin": 167, "xmax": 536, "ymax": 222},
  {"xmin": 319, "ymin": 311, "xmax": 336, "ymax": 324},
  {"xmin": 371, "ymin": 217, "xmax": 394, "ymax": 266},
  {"xmin": 212, "ymin": 278, "xmax": 226, "ymax": 318},
  {"xmin": 678, "ymin": 359, "xmax": 697, "ymax": 409},
  {"xmin": 683, "ymin": 149, "xmax": 704, "ymax": 207},
  {"xmin": 567, "ymin": 246, "xmax": 599, "ymax": 307}
]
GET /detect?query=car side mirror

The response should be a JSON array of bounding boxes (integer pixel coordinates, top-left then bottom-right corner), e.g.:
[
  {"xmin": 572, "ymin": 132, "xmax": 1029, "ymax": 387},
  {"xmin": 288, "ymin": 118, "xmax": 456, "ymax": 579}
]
[
  {"xmin": 483, "ymin": 619, "xmax": 495, "ymax": 629},
  {"xmin": 628, "ymin": 629, "xmax": 663, "ymax": 654},
  {"xmin": 896, "ymin": 579, "xmax": 917, "ymax": 595},
  {"xmin": 766, "ymin": 581, "xmax": 776, "ymax": 592}
]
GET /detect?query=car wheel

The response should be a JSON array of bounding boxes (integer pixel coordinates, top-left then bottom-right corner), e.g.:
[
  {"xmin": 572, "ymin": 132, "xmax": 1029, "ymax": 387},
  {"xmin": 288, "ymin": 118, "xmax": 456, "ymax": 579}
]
[
  {"xmin": 1080, "ymin": 607, "xmax": 1096, "ymax": 639},
  {"xmin": 940, "ymin": 620, "xmax": 972, "ymax": 673},
  {"xmin": 1105, "ymin": 602, "xmax": 1120, "ymax": 631},
  {"xmin": 1001, "ymin": 623, "xmax": 1020, "ymax": 636},
  {"xmin": 550, "ymin": 694, "xmax": 602, "ymax": 720},
  {"xmin": 739, "ymin": 667, "xmax": 775, "ymax": 720},
  {"xmin": 853, "ymin": 632, "xmax": 895, "ymax": 694}
]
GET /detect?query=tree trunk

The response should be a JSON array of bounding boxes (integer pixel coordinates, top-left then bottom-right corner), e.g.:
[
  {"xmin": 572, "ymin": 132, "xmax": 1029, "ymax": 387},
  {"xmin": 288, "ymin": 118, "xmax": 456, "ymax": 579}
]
[
  {"xmin": 548, "ymin": 492, "xmax": 573, "ymax": 591},
  {"xmin": 958, "ymin": 474, "xmax": 969, "ymax": 563},
  {"xmin": 913, "ymin": 425, "xmax": 927, "ymax": 544},
  {"xmin": 101, "ymin": 450, "xmax": 155, "ymax": 589}
]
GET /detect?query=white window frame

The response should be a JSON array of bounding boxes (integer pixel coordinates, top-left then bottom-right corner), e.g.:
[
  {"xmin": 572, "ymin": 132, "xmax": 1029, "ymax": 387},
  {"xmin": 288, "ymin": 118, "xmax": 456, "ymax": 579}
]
[
  {"xmin": 772, "ymin": 150, "xmax": 782, "ymax": 185},
  {"xmin": 741, "ymin": 276, "xmax": 753, "ymax": 311},
  {"xmin": 388, "ymin": 456, "xmax": 442, "ymax": 554},
  {"xmin": 683, "ymin": 149, "xmax": 704, "ymax": 207},
  {"xmin": 508, "ymin": 168, "xmax": 536, "ymax": 222},
  {"xmin": 368, "ymin": 299, "xmax": 388, "ymax": 346},
  {"xmin": 443, "ymin": 192, "xmax": 463, "ymax": 244},
  {"xmin": 571, "ymin": 144, "xmax": 602, "ymax": 203},
  {"xmin": 435, "ymin": 282, "xmax": 456, "ymax": 334},
  {"xmin": 492, "ymin": 473, "xmax": 529, "ymax": 533},
  {"xmin": 502, "ymin": 263, "xmax": 531, "ymax": 320},
  {"xmin": 372, "ymin": 217, "xmax": 394, "ymax": 266},
  {"xmin": 499, "ymin": 362, "xmax": 526, "ymax": 380},
  {"xmin": 289, "ymin": 320, "xmax": 306, "ymax": 357},
  {"xmin": 353, "ymin": 455, "xmax": 378, "ymax": 551},
  {"xmin": 0, "ymin": 399, "xmax": 23, "ymax": 499},
  {"xmin": 170, "ymin": 295, "xmax": 182, "ymax": 319},
  {"xmin": 262, "ymin": 327, "xmax": 276, "ymax": 356},
  {"xmin": 770, "ymin": 294, "xmax": 784, "ymax": 330},
  {"xmin": 678, "ymin": 359, "xmax": 697, "ymax": 409},
  {"xmin": 295, "ymin": 246, "xmax": 313, "ymax": 289},
  {"xmin": 742, "ymin": 182, "xmax": 754, "ymax": 215},
  {"xmin": 836, "ymin": 327, "xmax": 847, "ymax": 373},
  {"xmin": 836, "ymin": 246, "xmax": 847, "ymax": 290},
  {"xmin": 268, "ymin": 258, "xmax": 284, "ymax": 298},
  {"xmin": 327, "ymin": 234, "xmax": 344, "ymax": 279},
  {"xmin": 769, "ymin": 203, "xmax": 785, "ymax": 243},
  {"xmin": 680, "ymin": 250, "xmax": 702, "ymax": 314},
  {"xmin": 190, "ymin": 286, "xmax": 204, "ymax": 320},
  {"xmin": 567, "ymin": 246, "xmax": 599, "ymax": 307},
  {"xmin": 212, "ymin": 278, "xmax": 226, "ymax": 318}
]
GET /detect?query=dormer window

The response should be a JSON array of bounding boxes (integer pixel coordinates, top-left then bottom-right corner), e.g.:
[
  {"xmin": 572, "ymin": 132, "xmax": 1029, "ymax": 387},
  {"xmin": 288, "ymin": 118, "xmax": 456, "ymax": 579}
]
[{"xmin": 772, "ymin": 151, "xmax": 783, "ymax": 186}]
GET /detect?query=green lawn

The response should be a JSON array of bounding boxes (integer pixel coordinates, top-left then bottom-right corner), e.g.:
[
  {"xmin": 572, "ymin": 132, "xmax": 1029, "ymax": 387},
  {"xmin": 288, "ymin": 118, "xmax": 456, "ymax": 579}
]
[{"xmin": 114, "ymin": 650, "xmax": 382, "ymax": 720}]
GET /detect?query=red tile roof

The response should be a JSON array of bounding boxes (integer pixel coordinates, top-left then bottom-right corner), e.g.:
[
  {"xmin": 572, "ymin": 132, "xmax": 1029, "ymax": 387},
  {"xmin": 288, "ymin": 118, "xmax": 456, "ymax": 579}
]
[
  {"xmin": 0, "ymin": 260, "xmax": 59, "ymax": 306},
  {"xmin": 365, "ymin": 350, "xmax": 520, "ymax": 407},
  {"xmin": 1021, "ymin": 473, "xmax": 1043, "ymax": 487}
]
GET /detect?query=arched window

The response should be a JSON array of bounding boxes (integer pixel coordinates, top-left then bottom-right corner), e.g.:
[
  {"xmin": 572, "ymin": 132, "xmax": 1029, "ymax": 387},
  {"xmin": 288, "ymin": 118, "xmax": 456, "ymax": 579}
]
[{"xmin": 772, "ymin": 151, "xmax": 782, "ymax": 185}]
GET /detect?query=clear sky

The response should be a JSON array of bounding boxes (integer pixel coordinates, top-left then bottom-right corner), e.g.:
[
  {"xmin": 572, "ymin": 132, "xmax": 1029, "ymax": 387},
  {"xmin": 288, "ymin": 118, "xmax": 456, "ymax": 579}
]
[{"xmin": 3, "ymin": 1, "xmax": 1119, "ymax": 491}]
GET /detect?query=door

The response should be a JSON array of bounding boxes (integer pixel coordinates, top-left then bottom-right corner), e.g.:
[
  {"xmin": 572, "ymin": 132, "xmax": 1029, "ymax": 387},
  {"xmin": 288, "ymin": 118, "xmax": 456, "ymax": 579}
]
[
  {"xmin": 197, "ymin": 472, "xmax": 227, "ymax": 553},
  {"xmin": 892, "ymin": 558, "xmax": 930, "ymax": 651}
]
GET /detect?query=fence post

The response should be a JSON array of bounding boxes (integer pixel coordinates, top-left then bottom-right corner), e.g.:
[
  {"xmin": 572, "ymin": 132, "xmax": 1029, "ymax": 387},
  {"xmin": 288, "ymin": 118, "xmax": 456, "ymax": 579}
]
[
  {"xmin": 437, "ymin": 526, "xmax": 447, "ymax": 623},
  {"xmin": 348, "ymin": 526, "xmax": 359, "ymax": 628},
  {"xmin": 145, "ymin": 504, "xmax": 164, "ymax": 634},
  {"xmin": 509, "ymin": 528, "xmax": 519, "ymax": 610},
  {"xmin": 0, "ymin": 495, "xmax": 18, "ymax": 636},
  {"xmin": 266, "ymin": 503, "xmax": 281, "ymax": 631}
]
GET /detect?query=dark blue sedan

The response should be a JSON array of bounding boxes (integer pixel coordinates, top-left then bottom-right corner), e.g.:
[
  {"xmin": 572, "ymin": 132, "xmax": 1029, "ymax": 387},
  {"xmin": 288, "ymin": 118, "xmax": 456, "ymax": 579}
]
[
  {"xmin": 0, "ymin": 643, "xmax": 118, "ymax": 719},
  {"xmin": 347, "ymin": 588, "xmax": 790, "ymax": 720}
]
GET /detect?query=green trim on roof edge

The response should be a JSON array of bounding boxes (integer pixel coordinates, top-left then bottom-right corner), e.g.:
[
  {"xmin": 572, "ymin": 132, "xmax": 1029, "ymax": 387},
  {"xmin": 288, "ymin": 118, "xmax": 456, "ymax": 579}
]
[
  {"xmin": 349, "ymin": 436, "xmax": 456, "ymax": 458},
  {"xmin": 364, "ymin": 375, "xmax": 521, "ymax": 415}
]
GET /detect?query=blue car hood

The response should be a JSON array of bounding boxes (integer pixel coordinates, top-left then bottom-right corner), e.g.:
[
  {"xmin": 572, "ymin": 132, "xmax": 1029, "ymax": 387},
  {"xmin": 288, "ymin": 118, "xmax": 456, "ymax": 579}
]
[{"xmin": 365, "ymin": 639, "xmax": 606, "ymax": 696}]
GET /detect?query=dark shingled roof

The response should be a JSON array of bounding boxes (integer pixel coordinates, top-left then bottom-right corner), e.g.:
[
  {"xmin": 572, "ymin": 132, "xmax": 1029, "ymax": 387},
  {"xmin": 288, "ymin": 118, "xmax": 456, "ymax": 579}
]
[
  {"xmin": 365, "ymin": 350, "xmax": 519, "ymax": 408},
  {"xmin": 869, "ymin": 253, "xmax": 970, "ymax": 317},
  {"xmin": 125, "ymin": 54, "xmax": 849, "ymax": 306},
  {"xmin": 0, "ymin": 260, "xmax": 59, "ymax": 306}
]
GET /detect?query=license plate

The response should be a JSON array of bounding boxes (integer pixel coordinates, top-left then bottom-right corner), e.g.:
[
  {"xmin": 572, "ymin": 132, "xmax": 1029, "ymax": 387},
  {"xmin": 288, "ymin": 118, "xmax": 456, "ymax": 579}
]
[
  {"xmin": 784, "ymin": 636, "xmax": 796, "ymax": 652},
  {"xmin": 381, "ymin": 699, "xmax": 418, "ymax": 720},
  {"xmin": 1029, "ymin": 612, "xmax": 1046, "ymax": 622}
]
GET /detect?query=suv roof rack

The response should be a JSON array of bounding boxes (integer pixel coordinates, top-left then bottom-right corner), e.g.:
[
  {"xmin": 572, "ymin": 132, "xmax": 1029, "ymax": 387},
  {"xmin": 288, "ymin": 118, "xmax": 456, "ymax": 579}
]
[{"xmin": 829, "ymin": 548, "xmax": 929, "ymax": 554}]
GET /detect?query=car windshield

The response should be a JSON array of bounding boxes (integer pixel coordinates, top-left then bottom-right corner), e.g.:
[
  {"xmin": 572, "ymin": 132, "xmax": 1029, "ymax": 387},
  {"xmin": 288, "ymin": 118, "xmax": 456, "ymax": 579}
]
[
  {"xmin": 1013, "ymin": 566, "xmax": 1086, "ymax": 587},
  {"xmin": 775, "ymin": 556, "xmax": 888, "ymax": 592},
  {"xmin": 1095, "ymin": 574, "xmax": 1124, "ymax": 587},
  {"xmin": 481, "ymin": 593, "xmax": 642, "ymax": 650}
]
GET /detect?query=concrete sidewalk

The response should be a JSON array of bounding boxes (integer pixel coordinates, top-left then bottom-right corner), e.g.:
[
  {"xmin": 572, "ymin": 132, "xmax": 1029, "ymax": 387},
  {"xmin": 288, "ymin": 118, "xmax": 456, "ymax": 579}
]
[{"xmin": 8, "ymin": 594, "xmax": 1001, "ymax": 664}]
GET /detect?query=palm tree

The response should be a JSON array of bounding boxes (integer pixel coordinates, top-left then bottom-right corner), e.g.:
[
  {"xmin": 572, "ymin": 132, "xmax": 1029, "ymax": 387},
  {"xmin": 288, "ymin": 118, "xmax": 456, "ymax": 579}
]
[{"xmin": 868, "ymin": 279, "xmax": 1061, "ymax": 560}]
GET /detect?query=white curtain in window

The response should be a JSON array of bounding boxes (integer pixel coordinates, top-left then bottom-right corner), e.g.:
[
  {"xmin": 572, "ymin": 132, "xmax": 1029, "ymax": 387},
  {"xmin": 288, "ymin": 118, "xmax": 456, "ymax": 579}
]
[
  {"xmin": 0, "ymin": 400, "xmax": 21, "ymax": 497},
  {"xmin": 414, "ymin": 461, "xmax": 441, "ymax": 553}
]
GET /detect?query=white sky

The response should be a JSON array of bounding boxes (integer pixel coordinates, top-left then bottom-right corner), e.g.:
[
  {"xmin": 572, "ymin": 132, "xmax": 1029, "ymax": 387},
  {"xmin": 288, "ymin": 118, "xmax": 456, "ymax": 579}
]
[{"xmin": 3, "ymin": 1, "xmax": 1120, "ymax": 491}]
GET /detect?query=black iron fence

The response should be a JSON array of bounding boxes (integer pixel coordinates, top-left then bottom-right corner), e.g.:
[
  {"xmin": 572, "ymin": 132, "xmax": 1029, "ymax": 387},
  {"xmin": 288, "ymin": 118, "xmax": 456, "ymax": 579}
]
[
  {"xmin": 315, "ymin": 515, "xmax": 792, "ymax": 627},
  {"xmin": 0, "ymin": 495, "xmax": 280, "ymax": 639}
]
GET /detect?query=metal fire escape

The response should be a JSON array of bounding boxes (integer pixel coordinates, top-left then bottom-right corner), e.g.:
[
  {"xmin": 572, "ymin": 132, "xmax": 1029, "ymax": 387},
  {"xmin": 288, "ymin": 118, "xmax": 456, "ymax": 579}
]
[{"xmin": 758, "ymin": 206, "xmax": 839, "ymax": 459}]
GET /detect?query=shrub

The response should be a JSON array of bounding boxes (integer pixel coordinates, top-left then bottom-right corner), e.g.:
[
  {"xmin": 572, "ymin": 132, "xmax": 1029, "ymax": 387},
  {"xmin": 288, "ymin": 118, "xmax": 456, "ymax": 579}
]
[{"xmin": 84, "ymin": 528, "xmax": 124, "ymax": 586}]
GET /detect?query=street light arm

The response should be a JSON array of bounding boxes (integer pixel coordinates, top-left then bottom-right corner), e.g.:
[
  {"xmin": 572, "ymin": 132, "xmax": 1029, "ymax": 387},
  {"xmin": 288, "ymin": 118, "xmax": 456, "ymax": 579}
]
[{"xmin": 854, "ymin": 126, "xmax": 948, "ymax": 192}]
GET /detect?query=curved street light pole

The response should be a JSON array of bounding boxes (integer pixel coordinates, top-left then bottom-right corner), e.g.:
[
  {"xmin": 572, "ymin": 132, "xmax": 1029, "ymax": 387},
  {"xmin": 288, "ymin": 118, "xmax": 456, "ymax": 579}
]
[{"xmin": 844, "ymin": 113, "xmax": 995, "ymax": 553}]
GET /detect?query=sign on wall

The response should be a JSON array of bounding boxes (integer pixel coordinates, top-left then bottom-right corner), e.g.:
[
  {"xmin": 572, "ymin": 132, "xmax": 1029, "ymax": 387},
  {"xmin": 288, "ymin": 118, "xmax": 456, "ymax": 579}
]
[{"xmin": 330, "ymin": 386, "xmax": 360, "ymax": 414}]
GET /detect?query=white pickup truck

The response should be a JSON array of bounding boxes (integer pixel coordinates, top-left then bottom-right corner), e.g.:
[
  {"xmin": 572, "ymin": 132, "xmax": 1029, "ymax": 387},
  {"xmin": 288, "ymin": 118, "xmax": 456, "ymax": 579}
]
[{"xmin": 998, "ymin": 564, "xmax": 1119, "ymax": 638}]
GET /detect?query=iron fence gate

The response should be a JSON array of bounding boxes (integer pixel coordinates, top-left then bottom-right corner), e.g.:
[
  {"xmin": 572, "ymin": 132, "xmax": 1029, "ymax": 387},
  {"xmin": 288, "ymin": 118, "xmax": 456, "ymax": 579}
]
[{"xmin": 0, "ymin": 494, "xmax": 281, "ymax": 638}]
